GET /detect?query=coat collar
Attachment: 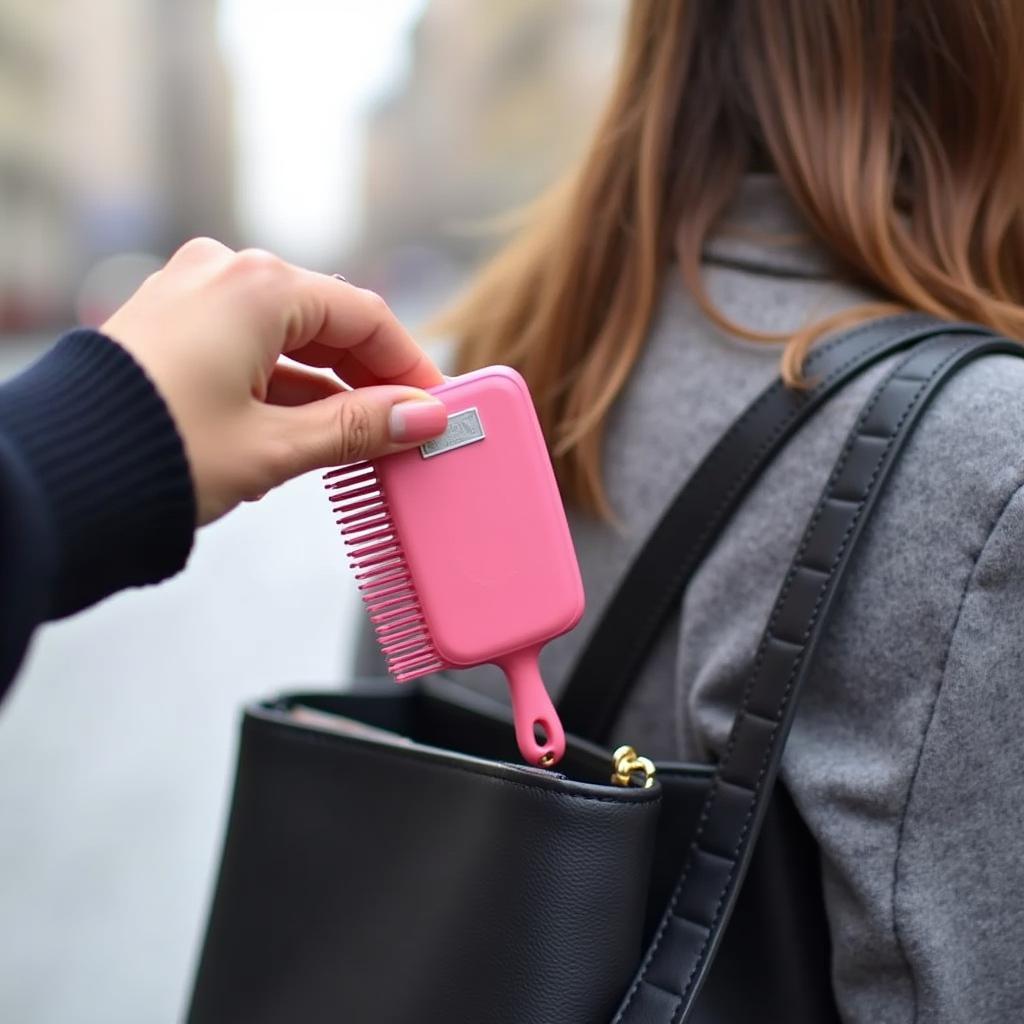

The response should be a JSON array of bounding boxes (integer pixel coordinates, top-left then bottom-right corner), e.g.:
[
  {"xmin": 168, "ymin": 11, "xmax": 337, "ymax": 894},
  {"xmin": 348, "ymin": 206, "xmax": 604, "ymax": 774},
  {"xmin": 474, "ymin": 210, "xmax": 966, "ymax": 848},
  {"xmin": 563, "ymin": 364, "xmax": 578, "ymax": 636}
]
[{"xmin": 696, "ymin": 174, "xmax": 839, "ymax": 280}]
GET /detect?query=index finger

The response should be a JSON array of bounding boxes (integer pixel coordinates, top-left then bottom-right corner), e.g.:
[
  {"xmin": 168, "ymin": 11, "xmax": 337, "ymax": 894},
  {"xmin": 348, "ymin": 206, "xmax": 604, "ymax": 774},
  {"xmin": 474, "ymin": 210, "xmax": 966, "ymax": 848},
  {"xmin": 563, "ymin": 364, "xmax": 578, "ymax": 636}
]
[{"xmin": 285, "ymin": 271, "xmax": 443, "ymax": 390}]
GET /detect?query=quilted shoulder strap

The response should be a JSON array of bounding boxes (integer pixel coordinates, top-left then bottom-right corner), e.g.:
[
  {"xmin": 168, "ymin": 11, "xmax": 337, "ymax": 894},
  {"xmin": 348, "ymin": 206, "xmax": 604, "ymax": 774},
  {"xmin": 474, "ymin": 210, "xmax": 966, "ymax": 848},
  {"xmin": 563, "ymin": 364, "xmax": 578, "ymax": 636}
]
[{"xmin": 615, "ymin": 330, "xmax": 1022, "ymax": 1023}]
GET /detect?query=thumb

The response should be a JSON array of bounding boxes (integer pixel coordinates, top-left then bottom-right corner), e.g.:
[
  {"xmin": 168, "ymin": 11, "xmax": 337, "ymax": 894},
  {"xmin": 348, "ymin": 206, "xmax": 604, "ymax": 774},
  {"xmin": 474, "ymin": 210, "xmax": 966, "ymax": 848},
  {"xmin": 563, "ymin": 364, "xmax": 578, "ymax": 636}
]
[{"xmin": 265, "ymin": 385, "xmax": 448, "ymax": 484}]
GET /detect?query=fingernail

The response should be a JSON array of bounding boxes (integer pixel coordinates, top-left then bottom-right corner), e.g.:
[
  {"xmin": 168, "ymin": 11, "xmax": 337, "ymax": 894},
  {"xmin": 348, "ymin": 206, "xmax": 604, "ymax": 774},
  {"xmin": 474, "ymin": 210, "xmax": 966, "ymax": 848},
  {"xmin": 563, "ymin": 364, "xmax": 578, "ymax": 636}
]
[{"xmin": 389, "ymin": 399, "xmax": 448, "ymax": 444}]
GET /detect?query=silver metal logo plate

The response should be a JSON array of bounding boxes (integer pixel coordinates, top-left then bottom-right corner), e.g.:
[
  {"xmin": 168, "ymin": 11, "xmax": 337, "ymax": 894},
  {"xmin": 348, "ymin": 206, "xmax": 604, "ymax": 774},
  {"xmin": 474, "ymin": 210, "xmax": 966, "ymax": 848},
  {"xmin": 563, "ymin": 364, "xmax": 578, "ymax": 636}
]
[{"xmin": 420, "ymin": 407, "xmax": 486, "ymax": 459}]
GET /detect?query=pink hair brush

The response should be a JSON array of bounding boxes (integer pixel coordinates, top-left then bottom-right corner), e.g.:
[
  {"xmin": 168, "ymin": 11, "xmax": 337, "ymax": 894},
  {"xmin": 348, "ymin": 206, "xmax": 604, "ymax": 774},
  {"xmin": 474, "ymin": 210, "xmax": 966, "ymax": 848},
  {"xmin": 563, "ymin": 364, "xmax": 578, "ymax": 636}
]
[{"xmin": 324, "ymin": 367, "xmax": 584, "ymax": 767}]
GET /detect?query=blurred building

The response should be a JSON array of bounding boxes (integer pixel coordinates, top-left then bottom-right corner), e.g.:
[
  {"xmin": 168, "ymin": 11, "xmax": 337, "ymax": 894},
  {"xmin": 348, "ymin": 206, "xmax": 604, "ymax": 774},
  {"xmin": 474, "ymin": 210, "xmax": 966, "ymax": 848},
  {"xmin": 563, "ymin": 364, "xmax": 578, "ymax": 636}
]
[
  {"xmin": 58, "ymin": 0, "xmax": 236, "ymax": 255},
  {"xmin": 152, "ymin": 2, "xmax": 236, "ymax": 255},
  {"xmin": 0, "ymin": 0, "xmax": 235, "ymax": 331},
  {"xmin": 0, "ymin": 4, "xmax": 73, "ymax": 328},
  {"xmin": 356, "ymin": 0, "xmax": 623, "ymax": 294}
]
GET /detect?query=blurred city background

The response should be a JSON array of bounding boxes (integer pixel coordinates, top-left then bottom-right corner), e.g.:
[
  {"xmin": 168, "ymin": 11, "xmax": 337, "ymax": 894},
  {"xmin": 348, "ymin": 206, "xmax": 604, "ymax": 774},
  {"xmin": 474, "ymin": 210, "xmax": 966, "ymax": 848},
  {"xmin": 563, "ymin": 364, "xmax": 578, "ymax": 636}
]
[{"xmin": 0, "ymin": 1, "xmax": 622, "ymax": 1021}]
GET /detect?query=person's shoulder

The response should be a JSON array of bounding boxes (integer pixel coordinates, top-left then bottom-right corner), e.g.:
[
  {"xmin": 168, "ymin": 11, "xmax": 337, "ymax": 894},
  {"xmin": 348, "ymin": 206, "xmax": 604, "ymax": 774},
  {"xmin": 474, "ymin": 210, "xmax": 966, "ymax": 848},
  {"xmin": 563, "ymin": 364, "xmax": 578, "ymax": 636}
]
[
  {"xmin": 924, "ymin": 350, "xmax": 1024, "ymax": 455},
  {"xmin": 904, "ymin": 350, "xmax": 1024, "ymax": 528}
]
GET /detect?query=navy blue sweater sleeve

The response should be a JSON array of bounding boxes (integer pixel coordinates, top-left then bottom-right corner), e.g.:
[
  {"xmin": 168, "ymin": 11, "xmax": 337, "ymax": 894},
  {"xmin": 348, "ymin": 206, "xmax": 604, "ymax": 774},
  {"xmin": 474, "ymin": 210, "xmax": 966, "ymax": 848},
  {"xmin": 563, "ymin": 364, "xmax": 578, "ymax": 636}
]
[{"xmin": 0, "ymin": 329, "xmax": 196, "ymax": 697}]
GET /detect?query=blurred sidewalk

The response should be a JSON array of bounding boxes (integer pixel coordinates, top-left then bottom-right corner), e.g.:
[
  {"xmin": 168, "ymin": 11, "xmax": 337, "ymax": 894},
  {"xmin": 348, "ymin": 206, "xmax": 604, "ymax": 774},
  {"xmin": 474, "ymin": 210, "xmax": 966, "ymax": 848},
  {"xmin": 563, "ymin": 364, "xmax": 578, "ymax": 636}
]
[{"xmin": 0, "ymin": 334, "xmax": 359, "ymax": 1022}]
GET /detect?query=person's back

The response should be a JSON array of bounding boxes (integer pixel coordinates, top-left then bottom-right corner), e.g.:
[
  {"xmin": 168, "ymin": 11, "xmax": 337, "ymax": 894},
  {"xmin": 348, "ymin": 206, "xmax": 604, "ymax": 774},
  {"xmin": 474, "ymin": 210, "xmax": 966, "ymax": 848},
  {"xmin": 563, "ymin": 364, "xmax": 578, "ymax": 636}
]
[{"xmin": 361, "ymin": 4, "xmax": 1024, "ymax": 1020}]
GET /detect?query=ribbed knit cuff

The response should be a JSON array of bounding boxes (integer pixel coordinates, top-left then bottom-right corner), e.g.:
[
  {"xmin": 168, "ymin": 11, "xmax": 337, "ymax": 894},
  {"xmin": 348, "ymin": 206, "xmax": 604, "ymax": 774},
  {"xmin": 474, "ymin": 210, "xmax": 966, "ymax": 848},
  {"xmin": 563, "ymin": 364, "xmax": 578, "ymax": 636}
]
[{"xmin": 0, "ymin": 329, "xmax": 196, "ymax": 618}]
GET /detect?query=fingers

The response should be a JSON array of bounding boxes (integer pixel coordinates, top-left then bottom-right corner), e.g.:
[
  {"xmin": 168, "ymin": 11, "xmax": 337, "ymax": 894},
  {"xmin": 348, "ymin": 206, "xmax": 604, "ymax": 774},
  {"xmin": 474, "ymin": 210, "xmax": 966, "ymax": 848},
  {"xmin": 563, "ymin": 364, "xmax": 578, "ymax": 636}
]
[
  {"xmin": 168, "ymin": 236, "xmax": 235, "ymax": 266},
  {"xmin": 261, "ymin": 385, "xmax": 448, "ymax": 486},
  {"xmin": 266, "ymin": 360, "xmax": 345, "ymax": 407},
  {"xmin": 285, "ymin": 271, "xmax": 444, "ymax": 390},
  {"xmin": 274, "ymin": 344, "xmax": 413, "ymax": 390},
  {"xmin": 166, "ymin": 240, "xmax": 442, "ymax": 391}
]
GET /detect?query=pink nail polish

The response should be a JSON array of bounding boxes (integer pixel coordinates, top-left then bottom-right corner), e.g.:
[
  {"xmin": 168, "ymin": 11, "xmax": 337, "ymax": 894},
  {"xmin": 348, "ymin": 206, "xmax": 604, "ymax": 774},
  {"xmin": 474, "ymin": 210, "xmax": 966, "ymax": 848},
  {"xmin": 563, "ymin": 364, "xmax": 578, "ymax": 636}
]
[{"xmin": 389, "ymin": 400, "xmax": 448, "ymax": 444}]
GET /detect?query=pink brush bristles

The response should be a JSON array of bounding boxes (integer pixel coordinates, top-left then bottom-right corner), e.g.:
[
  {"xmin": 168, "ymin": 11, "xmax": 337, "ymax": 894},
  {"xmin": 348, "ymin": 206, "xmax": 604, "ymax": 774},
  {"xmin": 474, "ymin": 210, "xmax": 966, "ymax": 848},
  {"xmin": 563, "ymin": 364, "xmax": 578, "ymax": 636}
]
[{"xmin": 326, "ymin": 460, "xmax": 445, "ymax": 681}]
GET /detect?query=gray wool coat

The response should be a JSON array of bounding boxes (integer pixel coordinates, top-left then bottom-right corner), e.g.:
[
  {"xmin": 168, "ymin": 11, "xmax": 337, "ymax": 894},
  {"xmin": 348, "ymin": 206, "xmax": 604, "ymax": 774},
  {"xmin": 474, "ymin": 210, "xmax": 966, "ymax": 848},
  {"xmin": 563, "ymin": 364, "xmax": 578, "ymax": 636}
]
[{"xmin": 357, "ymin": 175, "xmax": 1024, "ymax": 1023}]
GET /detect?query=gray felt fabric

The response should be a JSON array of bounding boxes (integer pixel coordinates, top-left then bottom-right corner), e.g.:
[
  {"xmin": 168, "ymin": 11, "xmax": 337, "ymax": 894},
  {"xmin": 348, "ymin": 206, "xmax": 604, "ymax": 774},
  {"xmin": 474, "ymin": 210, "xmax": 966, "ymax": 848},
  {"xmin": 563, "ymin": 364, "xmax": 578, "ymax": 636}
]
[{"xmin": 355, "ymin": 174, "xmax": 1024, "ymax": 1022}]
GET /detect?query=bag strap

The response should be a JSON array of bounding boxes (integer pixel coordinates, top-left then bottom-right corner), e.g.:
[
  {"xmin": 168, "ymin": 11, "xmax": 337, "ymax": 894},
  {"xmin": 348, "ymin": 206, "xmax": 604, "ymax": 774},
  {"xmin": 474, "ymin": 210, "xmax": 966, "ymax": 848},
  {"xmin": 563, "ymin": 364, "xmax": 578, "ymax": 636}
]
[
  {"xmin": 558, "ymin": 314, "xmax": 991, "ymax": 742},
  {"xmin": 613, "ymin": 330, "xmax": 1022, "ymax": 1024}
]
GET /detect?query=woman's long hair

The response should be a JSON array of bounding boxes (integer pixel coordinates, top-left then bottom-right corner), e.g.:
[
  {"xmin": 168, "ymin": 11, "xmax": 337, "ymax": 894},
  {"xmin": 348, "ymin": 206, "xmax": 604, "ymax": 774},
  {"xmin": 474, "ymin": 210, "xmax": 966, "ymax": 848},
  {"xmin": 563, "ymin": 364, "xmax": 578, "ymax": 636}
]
[{"xmin": 438, "ymin": 1, "xmax": 1024, "ymax": 517}]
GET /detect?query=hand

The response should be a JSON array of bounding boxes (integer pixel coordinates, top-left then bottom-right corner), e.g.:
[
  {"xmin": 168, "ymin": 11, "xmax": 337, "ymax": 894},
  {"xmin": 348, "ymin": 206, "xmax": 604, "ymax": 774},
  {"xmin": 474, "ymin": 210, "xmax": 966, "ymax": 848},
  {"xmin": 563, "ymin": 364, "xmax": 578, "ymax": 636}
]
[{"xmin": 101, "ymin": 238, "xmax": 447, "ymax": 525}]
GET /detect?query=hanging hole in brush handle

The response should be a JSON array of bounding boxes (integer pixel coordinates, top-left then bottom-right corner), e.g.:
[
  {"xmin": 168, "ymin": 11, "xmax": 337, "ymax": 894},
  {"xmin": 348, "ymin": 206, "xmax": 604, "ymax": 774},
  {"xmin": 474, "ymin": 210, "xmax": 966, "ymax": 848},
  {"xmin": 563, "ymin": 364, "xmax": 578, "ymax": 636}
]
[
  {"xmin": 498, "ymin": 648, "xmax": 566, "ymax": 767},
  {"xmin": 534, "ymin": 721, "xmax": 556, "ymax": 767}
]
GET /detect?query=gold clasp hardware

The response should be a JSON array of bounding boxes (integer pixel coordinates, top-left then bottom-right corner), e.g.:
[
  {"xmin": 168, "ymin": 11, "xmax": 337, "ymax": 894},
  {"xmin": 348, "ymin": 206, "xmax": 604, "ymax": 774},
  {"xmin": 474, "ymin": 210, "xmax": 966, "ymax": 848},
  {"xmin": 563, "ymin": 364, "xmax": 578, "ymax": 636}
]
[{"xmin": 611, "ymin": 745, "xmax": 656, "ymax": 789}]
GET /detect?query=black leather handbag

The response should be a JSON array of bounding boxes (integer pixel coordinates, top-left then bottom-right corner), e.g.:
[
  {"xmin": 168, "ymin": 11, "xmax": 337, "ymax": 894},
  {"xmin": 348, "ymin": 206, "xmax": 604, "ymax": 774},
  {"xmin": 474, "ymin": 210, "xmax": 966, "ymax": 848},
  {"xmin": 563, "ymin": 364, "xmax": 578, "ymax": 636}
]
[{"xmin": 187, "ymin": 316, "xmax": 1014, "ymax": 1024}]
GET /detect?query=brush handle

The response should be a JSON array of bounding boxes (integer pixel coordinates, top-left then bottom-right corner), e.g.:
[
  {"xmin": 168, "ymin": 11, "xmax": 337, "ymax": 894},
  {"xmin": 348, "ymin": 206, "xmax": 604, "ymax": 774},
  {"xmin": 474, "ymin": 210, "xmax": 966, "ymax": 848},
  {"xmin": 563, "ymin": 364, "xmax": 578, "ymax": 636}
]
[{"xmin": 498, "ymin": 648, "xmax": 566, "ymax": 767}]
